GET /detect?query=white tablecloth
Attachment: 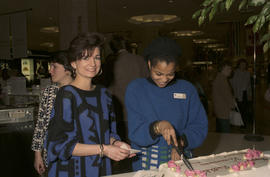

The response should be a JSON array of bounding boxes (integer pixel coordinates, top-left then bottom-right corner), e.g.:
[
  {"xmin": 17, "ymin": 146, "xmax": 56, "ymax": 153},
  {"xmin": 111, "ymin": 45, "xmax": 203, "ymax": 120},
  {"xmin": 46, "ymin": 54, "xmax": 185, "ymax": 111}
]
[{"xmin": 106, "ymin": 132, "xmax": 270, "ymax": 177}]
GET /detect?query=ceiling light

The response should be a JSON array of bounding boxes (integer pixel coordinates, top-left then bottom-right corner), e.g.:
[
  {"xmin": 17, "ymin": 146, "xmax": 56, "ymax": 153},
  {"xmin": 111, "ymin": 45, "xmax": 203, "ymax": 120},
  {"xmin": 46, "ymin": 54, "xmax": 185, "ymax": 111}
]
[
  {"xmin": 204, "ymin": 43, "xmax": 224, "ymax": 48},
  {"xmin": 193, "ymin": 38, "xmax": 217, "ymax": 44},
  {"xmin": 193, "ymin": 61, "xmax": 213, "ymax": 65},
  {"xmin": 40, "ymin": 42, "xmax": 54, "ymax": 48},
  {"xmin": 40, "ymin": 26, "xmax": 59, "ymax": 33},
  {"xmin": 170, "ymin": 30, "xmax": 203, "ymax": 37},
  {"xmin": 212, "ymin": 47, "xmax": 228, "ymax": 51},
  {"xmin": 128, "ymin": 14, "xmax": 180, "ymax": 24}
]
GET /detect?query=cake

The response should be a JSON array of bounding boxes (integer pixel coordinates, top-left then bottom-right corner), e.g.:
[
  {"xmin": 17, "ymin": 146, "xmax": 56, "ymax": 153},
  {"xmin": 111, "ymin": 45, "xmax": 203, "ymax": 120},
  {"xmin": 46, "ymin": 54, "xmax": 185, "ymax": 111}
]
[
  {"xmin": 158, "ymin": 149, "xmax": 270, "ymax": 177},
  {"xmin": 133, "ymin": 149, "xmax": 270, "ymax": 177}
]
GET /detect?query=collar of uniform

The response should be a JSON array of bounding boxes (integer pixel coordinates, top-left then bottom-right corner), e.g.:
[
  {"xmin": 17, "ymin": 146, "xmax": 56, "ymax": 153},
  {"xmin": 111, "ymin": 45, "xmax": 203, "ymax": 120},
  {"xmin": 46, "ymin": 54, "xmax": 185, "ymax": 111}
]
[{"xmin": 146, "ymin": 77, "xmax": 177, "ymax": 87}]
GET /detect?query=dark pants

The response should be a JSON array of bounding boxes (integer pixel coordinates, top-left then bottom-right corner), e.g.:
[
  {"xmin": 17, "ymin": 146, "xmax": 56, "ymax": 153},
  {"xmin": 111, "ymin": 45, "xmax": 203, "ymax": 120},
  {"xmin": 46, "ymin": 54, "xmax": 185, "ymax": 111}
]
[
  {"xmin": 216, "ymin": 118, "xmax": 230, "ymax": 133},
  {"xmin": 237, "ymin": 91, "xmax": 253, "ymax": 126}
]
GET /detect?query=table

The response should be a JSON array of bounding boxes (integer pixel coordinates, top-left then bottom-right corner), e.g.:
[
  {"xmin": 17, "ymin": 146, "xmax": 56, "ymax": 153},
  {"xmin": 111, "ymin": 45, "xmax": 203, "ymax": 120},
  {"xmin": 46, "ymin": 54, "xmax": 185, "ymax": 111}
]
[{"xmin": 106, "ymin": 132, "xmax": 270, "ymax": 177}]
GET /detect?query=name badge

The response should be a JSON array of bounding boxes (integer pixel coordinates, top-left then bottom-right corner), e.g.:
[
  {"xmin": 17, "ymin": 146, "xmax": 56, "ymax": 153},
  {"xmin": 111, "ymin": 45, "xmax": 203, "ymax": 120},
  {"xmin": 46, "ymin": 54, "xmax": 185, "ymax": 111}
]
[{"xmin": 173, "ymin": 93, "xmax": 186, "ymax": 99}]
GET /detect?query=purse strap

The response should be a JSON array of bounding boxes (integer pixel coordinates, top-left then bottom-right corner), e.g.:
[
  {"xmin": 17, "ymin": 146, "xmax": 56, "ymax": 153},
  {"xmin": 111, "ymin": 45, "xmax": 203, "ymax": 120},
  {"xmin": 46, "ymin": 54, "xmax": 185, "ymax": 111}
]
[{"xmin": 233, "ymin": 99, "xmax": 241, "ymax": 113}]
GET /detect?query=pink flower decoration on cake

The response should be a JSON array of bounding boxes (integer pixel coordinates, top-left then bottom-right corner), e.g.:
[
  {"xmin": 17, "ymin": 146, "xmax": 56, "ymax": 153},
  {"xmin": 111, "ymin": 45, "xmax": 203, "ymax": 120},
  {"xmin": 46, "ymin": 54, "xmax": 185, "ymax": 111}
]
[
  {"xmin": 247, "ymin": 160, "xmax": 255, "ymax": 167},
  {"xmin": 238, "ymin": 161, "xmax": 248, "ymax": 170},
  {"xmin": 231, "ymin": 164, "xmax": 240, "ymax": 171},
  {"xmin": 175, "ymin": 166, "xmax": 181, "ymax": 173},
  {"xmin": 254, "ymin": 150, "xmax": 262, "ymax": 158},
  {"xmin": 167, "ymin": 160, "xmax": 177, "ymax": 168},
  {"xmin": 184, "ymin": 170, "xmax": 206, "ymax": 177},
  {"xmin": 244, "ymin": 153, "xmax": 253, "ymax": 160},
  {"xmin": 245, "ymin": 149, "xmax": 262, "ymax": 160},
  {"xmin": 247, "ymin": 149, "xmax": 253, "ymax": 153},
  {"xmin": 244, "ymin": 149, "xmax": 262, "ymax": 160}
]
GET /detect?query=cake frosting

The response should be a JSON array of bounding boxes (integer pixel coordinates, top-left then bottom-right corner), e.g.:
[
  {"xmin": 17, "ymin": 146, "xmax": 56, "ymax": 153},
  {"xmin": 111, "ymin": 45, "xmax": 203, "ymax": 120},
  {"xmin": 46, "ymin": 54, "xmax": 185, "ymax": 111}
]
[
  {"xmin": 132, "ymin": 149, "xmax": 270, "ymax": 177},
  {"xmin": 158, "ymin": 149, "xmax": 270, "ymax": 177}
]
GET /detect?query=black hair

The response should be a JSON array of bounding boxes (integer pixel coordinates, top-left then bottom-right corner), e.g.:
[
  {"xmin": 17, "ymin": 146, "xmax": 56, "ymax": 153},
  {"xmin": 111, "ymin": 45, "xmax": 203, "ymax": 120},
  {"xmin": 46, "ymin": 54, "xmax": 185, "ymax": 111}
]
[
  {"xmin": 51, "ymin": 51, "xmax": 75, "ymax": 78},
  {"xmin": 217, "ymin": 60, "xmax": 232, "ymax": 72},
  {"xmin": 109, "ymin": 35, "xmax": 126, "ymax": 53},
  {"xmin": 143, "ymin": 37, "xmax": 181, "ymax": 67},
  {"xmin": 68, "ymin": 32, "xmax": 105, "ymax": 63},
  {"xmin": 236, "ymin": 58, "xmax": 248, "ymax": 68}
]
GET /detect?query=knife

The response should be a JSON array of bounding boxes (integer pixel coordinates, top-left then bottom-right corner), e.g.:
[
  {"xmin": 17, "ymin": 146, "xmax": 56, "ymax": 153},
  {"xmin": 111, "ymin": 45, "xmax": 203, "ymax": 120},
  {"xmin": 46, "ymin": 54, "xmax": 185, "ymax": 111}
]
[{"xmin": 170, "ymin": 136, "xmax": 194, "ymax": 171}]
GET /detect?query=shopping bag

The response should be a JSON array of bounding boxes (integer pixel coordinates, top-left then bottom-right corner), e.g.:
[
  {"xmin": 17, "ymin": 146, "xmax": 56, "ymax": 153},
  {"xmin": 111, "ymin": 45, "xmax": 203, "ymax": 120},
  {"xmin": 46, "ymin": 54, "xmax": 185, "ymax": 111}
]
[
  {"xmin": 264, "ymin": 87, "xmax": 270, "ymax": 102},
  {"xmin": 229, "ymin": 102, "xmax": 244, "ymax": 126}
]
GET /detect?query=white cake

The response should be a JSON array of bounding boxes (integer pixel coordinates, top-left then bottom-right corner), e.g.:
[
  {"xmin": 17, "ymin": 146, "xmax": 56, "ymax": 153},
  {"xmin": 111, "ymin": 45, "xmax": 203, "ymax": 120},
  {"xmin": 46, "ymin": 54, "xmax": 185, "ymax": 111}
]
[
  {"xmin": 133, "ymin": 149, "xmax": 270, "ymax": 177},
  {"xmin": 159, "ymin": 149, "xmax": 270, "ymax": 177}
]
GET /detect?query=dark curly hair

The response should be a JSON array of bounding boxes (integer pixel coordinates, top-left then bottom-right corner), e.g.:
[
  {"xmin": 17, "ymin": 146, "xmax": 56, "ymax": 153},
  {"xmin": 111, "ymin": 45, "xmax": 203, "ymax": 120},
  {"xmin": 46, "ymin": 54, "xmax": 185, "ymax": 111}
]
[
  {"xmin": 51, "ymin": 51, "xmax": 75, "ymax": 78},
  {"xmin": 143, "ymin": 37, "xmax": 181, "ymax": 67},
  {"xmin": 109, "ymin": 35, "xmax": 126, "ymax": 53},
  {"xmin": 68, "ymin": 32, "xmax": 105, "ymax": 63},
  {"xmin": 236, "ymin": 58, "xmax": 248, "ymax": 69}
]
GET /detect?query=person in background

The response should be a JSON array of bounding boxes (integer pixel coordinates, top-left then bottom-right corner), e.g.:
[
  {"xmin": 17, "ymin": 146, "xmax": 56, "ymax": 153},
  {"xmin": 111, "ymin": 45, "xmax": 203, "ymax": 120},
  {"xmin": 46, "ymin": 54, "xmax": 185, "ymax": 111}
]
[
  {"xmin": 230, "ymin": 58, "xmax": 252, "ymax": 127},
  {"xmin": 125, "ymin": 37, "xmax": 208, "ymax": 171},
  {"xmin": 182, "ymin": 67, "xmax": 209, "ymax": 114},
  {"xmin": 104, "ymin": 35, "xmax": 148, "ymax": 141},
  {"xmin": 31, "ymin": 51, "xmax": 74, "ymax": 176},
  {"xmin": 46, "ymin": 32, "xmax": 134, "ymax": 177},
  {"xmin": 212, "ymin": 60, "xmax": 234, "ymax": 133}
]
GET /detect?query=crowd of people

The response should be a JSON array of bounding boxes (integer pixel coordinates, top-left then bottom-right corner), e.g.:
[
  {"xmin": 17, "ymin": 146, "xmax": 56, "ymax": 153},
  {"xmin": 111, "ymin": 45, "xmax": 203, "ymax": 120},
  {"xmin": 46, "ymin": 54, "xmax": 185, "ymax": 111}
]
[{"xmin": 30, "ymin": 31, "xmax": 268, "ymax": 177}]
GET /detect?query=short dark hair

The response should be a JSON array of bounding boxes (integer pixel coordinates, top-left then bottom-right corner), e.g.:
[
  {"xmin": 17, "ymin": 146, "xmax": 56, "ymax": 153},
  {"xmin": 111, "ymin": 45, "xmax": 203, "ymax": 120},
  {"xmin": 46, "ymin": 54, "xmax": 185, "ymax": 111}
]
[
  {"xmin": 51, "ymin": 51, "xmax": 75, "ymax": 78},
  {"xmin": 109, "ymin": 35, "xmax": 126, "ymax": 53},
  {"xmin": 217, "ymin": 60, "xmax": 232, "ymax": 72},
  {"xmin": 68, "ymin": 32, "xmax": 105, "ymax": 63},
  {"xmin": 143, "ymin": 37, "xmax": 181, "ymax": 67},
  {"xmin": 237, "ymin": 58, "xmax": 248, "ymax": 68}
]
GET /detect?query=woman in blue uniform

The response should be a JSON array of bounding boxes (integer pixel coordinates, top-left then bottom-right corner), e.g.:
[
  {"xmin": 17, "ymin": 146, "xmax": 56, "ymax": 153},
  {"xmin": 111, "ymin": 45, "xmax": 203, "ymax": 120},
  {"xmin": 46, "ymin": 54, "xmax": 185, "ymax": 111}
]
[
  {"xmin": 125, "ymin": 37, "xmax": 208, "ymax": 171},
  {"xmin": 46, "ymin": 32, "xmax": 134, "ymax": 177}
]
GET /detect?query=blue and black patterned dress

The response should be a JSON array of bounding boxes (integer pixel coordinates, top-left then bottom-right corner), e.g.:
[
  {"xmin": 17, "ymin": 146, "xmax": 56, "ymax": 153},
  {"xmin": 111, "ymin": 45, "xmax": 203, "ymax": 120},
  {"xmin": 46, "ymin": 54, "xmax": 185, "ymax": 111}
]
[{"xmin": 46, "ymin": 85, "xmax": 120, "ymax": 177}]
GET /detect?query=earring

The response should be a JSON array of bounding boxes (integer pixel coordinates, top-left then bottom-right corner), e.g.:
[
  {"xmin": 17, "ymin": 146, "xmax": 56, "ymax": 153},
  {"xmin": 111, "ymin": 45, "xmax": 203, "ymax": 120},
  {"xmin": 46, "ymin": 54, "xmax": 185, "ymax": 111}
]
[
  {"xmin": 97, "ymin": 68, "xmax": 103, "ymax": 76},
  {"xmin": 72, "ymin": 68, "xmax": 76, "ymax": 78}
]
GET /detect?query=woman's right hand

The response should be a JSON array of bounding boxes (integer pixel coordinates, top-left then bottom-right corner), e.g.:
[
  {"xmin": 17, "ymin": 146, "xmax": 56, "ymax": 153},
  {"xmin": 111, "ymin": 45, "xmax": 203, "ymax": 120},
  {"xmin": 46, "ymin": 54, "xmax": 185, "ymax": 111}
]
[
  {"xmin": 103, "ymin": 145, "xmax": 130, "ymax": 161},
  {"xmin": 34, "ymin": 151, "xmax": 45, "ymax": 175},
  {"xmin": 158, "ymin": 120, "xmax": 178, "ymax": 147}
]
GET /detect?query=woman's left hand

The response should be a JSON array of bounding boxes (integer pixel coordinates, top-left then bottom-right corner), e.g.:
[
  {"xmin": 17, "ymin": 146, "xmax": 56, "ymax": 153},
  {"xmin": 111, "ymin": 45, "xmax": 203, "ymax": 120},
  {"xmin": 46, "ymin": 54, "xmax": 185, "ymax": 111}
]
[{"xmin": 171, "ymin": 148, "xmax": 181, "ymax": 161}]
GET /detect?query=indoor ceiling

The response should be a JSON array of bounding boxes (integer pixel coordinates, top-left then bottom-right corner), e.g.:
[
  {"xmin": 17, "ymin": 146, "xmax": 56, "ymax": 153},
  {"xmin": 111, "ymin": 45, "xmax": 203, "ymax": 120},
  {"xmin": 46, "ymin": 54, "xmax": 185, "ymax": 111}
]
[{"xmin": 0, "ymin": 0, "xmax": 258, "ymax": 53}]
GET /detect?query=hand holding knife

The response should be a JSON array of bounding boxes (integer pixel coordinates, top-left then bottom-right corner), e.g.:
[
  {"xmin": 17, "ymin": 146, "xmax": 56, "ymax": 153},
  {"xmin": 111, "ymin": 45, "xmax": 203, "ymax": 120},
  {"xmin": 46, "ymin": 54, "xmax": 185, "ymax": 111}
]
[{"xmin": 170, "ymin": 136, "xmax": 194, "ymax": 171}]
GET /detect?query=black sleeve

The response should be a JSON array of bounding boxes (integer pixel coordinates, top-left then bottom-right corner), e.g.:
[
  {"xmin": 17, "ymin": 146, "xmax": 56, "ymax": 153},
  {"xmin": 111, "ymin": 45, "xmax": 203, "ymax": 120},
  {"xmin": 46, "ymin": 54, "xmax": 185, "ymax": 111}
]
[{"xmin": 178, "ymin": 134, "xmax": 188, "ymax": 150}]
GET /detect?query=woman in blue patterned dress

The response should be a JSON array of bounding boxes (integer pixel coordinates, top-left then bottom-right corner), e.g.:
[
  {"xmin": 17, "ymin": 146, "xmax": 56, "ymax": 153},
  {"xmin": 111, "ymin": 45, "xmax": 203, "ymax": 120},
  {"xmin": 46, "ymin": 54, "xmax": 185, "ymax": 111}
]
[
  {"xmin": 32, "ymin": 51, "xmax": 74, "ymax": 176},
  {"xmin": 47, "ymin": 32, "xmax": 133, "ymax": 177}
]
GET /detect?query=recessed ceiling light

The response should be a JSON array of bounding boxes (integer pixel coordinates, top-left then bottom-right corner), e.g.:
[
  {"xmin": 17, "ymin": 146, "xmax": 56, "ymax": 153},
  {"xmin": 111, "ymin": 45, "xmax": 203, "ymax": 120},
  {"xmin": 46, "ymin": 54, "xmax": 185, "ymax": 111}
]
[
  {"xmin": 40, "ymin": 42, "xmax": 54, "ymax": 48},
  {"xmin": 40, "ymin": 26, "xmax": 59, "ymax": 33},
  {"xmin": 204, "ymin": 43, "xmax": 224, "ymax": 48},
  {"xmin": 168, "ymin": 0, "xmax": 174, "ymax": 3},
  {"xmin": 193, "ymin": 38, "xmax": 217, "ymax": 44},
  {"xmin": 128, "ymin": 14, "xmax": 180, "ymax": 24},
  {"xmin": 212, "ymin": 47, "xmax": 228, "ymax": 51},
  {"xmin": 170, "ymin": 30, "xmax": 203, "ymax": 37}
]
